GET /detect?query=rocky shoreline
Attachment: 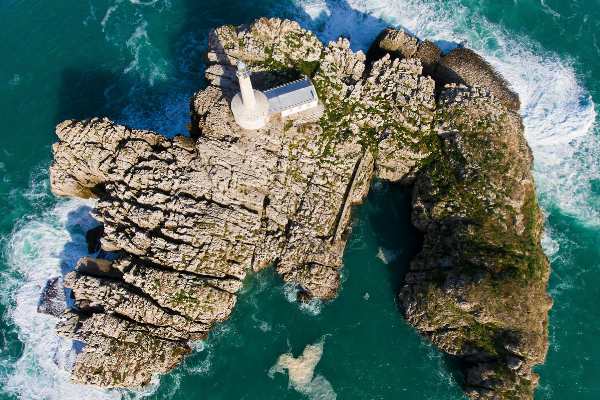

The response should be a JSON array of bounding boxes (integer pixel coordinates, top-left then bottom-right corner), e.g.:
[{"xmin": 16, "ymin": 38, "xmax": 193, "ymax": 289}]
[{"xmin": 46, "ymin": 18, "xmax": 551, "ymax": 399}]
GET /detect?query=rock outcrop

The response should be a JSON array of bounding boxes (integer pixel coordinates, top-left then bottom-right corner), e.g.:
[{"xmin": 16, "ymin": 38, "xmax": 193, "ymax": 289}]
[
  {"xmin": 365, "ymin": 26, "xmax": 419, "ymax": 64},
  {"xmin": 402, "ymin": 85, "xmax": 551, "ymax": 399},
  {"xmin": 55, "ymin": 309, "xmax": 192, "ymax": 387},
  {"xmin": 435, "ymin": 48, "xmax": 521, "ymax": 111},
  {"xmin": 47, "ymin": 18, "xmax": 550, "ymax": 399},
  {"xmin": 414, "ymin": 40, "xmax": 442, "ymax": 77},
  {"xmin": 366, "ymin": 26, "xmax": 520, "ymax": 111}
]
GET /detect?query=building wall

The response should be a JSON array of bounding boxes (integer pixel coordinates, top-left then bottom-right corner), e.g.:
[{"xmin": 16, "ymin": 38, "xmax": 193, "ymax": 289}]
[{"xmin": 281, "ymin": 99, "xmax": 319, "ymax": 117}]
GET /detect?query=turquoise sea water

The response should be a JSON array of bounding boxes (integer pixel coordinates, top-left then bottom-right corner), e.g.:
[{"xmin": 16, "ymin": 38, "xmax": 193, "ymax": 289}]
[{"xmin": 1, "ymin": 0, "xmax": 599, "ymax": 398}]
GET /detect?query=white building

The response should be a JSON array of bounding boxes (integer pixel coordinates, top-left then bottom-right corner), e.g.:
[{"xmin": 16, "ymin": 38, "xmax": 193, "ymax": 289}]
[
  {"xmin": 264, "ymin": 77, "xmax": 319, "ymax": 118},
  {"xmin": 230, "ymin": 60, "xmax": 321, "ymax": 130}
]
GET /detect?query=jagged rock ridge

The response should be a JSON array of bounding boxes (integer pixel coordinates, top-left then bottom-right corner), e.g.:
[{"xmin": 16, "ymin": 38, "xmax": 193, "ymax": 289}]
[{"xmin": 47, "ymin": 18, "xmax": 550, "ymax": 399}]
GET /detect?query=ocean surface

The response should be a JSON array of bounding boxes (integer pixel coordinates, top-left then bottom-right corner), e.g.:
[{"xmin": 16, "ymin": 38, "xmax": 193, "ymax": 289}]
[{"xmin": 1, "ymin": 0, "xmax": 599, "ymax": 398}]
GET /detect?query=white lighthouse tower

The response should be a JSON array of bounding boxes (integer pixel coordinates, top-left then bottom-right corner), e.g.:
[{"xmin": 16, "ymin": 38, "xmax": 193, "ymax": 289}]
[{"xmin": 230, "ymin": 60, "xmax": 269, "ymax": 130}]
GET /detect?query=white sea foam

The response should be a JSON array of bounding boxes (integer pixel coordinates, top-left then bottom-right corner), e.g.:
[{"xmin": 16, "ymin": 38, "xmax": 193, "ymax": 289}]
[
  {"xmin": 100, "ymin": 0, "xmax": 123, "ymax": 32},
  {"xmin": 1, "ymin": 195, "xmax": 106, "ymax": 399},
  {"xmin": 269, "ymin": 338, "xmax": 336, "ymax": 400},
  {"xmin": 83, "ymin": 1, "xmax": 98, "ymax": 26},
  {"xmin": 0, "ymin": 184, "xmax": 159, "ymax": 399},
  {"xmin": 541, "ymin": 227, "xmax": 560, "ymax": 258},
  {"xmin": 123, "ymin": 20, "xmax": 169, "ymax": 85},
  {"xmin": 128, "ymin": 0, "xmax": 161, "ymax": 6},
  {"xmin": 182, "ymin": 340, "xmax": 214, "ymax": 376},
  {"xmin": 4, "ymin": 1, "xmax": 598, "ymax": 397},
  {"xmin": 251, "ymin": 309, "xmax": 272, "ymax": 331},
  {"xmin": 96, "ymin": 0, "xmax": 195, "ymax": 138},
  {"xmin": 293, "ymin": 0, "xmax": 598, "ymax": 227},
  {"xmin": 99, "ymin": 0, "xmax": 171, "ymax": 85},
  {"xmin": 123, "ymin": 20, "xmax": 150, "ymax": 75},
  {"xmin": 540, "ymin": 0, "xmax": 562, "ymax": 19},
  {"xmin": 282, "ymin": 281, "xmax": 323, "ymax": 315}
]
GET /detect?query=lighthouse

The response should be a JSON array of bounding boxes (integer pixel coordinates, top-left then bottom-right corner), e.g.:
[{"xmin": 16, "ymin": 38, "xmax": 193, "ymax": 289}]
[{"xmin": 230, "ymin": 60, "xmax": 269, "ymax": 130}]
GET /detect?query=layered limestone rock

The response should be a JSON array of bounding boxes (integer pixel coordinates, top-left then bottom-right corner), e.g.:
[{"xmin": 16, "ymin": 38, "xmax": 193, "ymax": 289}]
[
  {"xmin": 47, "ymin": 18, "xmax": 550, "ymax": 399},
  {"xmin": 365, "ymin": 26, "xmax": 419, "ymax": 63},
  {"xmin": 55, "ymin": 309, "xmax": 192, "ymax": 387}
]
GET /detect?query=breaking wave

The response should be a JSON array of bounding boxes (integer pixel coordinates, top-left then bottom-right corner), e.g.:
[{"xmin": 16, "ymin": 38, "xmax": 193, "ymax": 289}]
[
  {"xmin": 0, "ymin": 178, "xmax": 159, "ymax": 399},
  {"xmin": 2, "ymin": 0, "xmax": 598, "ymax": 399}
]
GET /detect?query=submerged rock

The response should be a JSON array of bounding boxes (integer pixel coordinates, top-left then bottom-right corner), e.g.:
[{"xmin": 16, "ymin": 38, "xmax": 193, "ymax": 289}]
[
  {"xmin": 47, "ymin": 18, "xmax": 550, "ymax": 399},
  {"xmin": 38, "ymin": 277, "xmax": 65, "ymax": 317}
]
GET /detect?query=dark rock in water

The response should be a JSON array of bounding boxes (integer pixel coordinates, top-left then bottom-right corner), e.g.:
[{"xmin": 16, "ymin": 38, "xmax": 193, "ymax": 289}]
[
  {"xmin": 85, "ymin": 225, "xmax": 104, "ymax": 254},
  {"xmin": 297, "ymin": 290, "xmax": 312, "ymax": 302},
  {"xmin": 434, "ymin": 48, "xmax": 521, "ymax": 110},
  {"xmin": 365, "ymin": 26, "xmax": 419, "ymax": 65},
  {"xmin": 38, "ymin": 277, "xmax": 65, "ymax": 317},
  {"xmin": 414, "ymin": 40, "xmax": 441, "ymax": 77}
]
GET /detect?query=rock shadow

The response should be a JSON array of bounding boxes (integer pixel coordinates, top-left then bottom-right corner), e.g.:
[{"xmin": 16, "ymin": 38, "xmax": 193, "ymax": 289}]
[
  {"xmin": 363, "ymin": 178, "xmax": 471, "ymax": 391},
  {"xmin": 54, "ymin": 0, "xmax": 316, "ymax": 133},
  {"xmin": 55, "ymin": 66, "xmax": 120, "ymax": 124},
  {"xmin": 363, "ymin": 178, "xmax": 423, "ymax": 302}
]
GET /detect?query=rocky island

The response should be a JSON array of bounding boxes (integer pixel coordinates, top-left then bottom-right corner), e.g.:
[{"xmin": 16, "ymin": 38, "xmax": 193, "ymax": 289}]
[{"xmin": 46, "ymin": 18, "xmax": 552, "ymax": 399}]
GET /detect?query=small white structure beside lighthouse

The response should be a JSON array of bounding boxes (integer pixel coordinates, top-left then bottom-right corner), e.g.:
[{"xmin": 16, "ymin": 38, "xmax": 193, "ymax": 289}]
[
  {"xmin": 230, "ymin": 60, "xmax": 270, "ymax": 130},
  {"xmin": 264, "ymin": 77, "xmax": 319, "ymax": 117},
  {"xmin": 231, "ymin": 60, "xmax": 322, "ymax": 130}
]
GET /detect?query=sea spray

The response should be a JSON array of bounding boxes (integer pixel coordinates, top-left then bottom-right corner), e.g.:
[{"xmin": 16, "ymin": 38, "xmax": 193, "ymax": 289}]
[
  {"xmin": 292, "ymin": 0, "xmax": 597, "ymax": 222},
  {"xmin": 1, "ymin": 195, "xmax": 112, "ymax": 399},
  {"xmin": 0, "ymin": 191, "xmax": 165, "ymax": 399}
]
